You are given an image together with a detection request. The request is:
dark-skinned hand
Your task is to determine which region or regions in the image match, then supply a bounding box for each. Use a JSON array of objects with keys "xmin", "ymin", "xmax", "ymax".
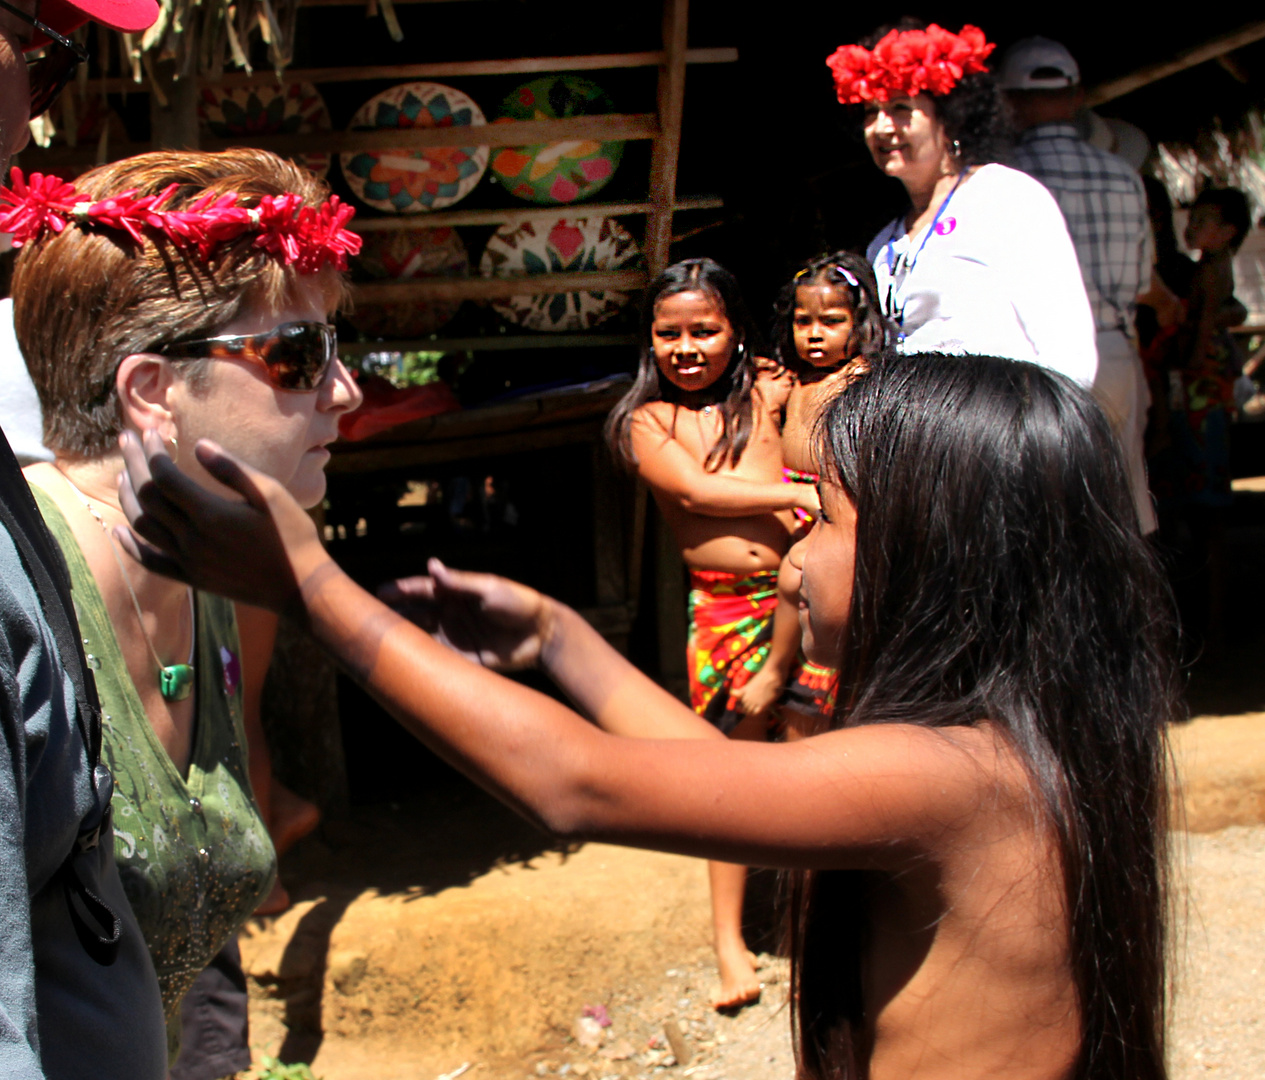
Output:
[
  {"xmin": 378, "ymin": 560, "xmax": 554, "ymax": 671},
  {"xmin": 114, "ymin": 429, "xmax": 333, "ymax": 617}
]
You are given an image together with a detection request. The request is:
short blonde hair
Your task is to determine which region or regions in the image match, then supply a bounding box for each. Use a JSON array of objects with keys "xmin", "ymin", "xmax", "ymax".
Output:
[{"xmin": 13, "ymin": 148, "xmax": 350, "ymax": 459}]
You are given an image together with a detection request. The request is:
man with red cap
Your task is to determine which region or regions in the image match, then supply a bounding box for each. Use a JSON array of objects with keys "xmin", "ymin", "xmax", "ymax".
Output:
[{"xmin": 1, "ymin": 2, "xmax": 167, "ymax": 1077}]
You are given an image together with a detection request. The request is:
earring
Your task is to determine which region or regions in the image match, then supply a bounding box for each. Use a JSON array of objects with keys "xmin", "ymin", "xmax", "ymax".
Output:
[
  {"xmin": 951, "ymin": 139, "xmax": 962, "ymax": 158},
  {"xmin": 167, "ymin": 433, "xmax": 179, "ymax": 457}
]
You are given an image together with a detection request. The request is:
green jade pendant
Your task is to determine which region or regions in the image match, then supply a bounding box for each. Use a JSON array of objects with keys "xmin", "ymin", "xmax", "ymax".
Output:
[{"xmin": 159, "ymin": 663, "xmax": 196, "ymax": 702}]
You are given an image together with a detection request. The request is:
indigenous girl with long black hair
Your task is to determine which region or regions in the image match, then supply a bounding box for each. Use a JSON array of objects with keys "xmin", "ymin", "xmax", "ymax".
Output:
[
  {"xmin": 115, "ymin": 351, "xmax": 1177, "ymax": 1080},
  {"xmin": 604, "ymin": 256, "xmax": 817, "ymax": 1007}
]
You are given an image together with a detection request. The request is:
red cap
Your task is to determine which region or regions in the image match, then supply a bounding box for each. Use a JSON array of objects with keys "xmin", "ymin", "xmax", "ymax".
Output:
[{"xmin": 25, "ymin": 0, "xmax": 158, "ymax": 48}]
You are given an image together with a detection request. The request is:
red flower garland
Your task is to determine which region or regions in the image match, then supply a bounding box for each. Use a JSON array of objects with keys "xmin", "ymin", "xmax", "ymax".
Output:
[
  {"xmin": 826, "ymin": 24, "xmax": 995, "ymax": 106},
  {"xmin": 0, "ymin": 169, "xmax": 362, "ymax": 272}
]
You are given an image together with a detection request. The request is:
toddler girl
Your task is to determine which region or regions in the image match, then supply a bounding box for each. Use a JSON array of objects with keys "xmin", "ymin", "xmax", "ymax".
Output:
[
  {"xmin": 735, "ymin": 253, "xmax": 889, "ymax": 737},
  {"xmin": 605, "ymin": 257, "xmax": 817, "ymax": 1007}
]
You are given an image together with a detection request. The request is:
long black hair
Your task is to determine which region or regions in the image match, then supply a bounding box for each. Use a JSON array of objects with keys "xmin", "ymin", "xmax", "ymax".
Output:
[
  {"xmin": 790, "ymin": 353, "xmax": 1178, "ymax": 1080},
  {"xmin": 605, "ymin": 258, "xmax": 764, "ymax": 472},
  {"xmin": 771, "ymin": 251, "xmax": 892, "ymax": 377}
]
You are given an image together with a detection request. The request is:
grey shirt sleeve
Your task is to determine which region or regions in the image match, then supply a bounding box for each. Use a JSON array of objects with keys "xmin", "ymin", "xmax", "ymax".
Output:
[{"xmin": 0, "ymin": 524, "xmax": 59, "ymax": 1080}]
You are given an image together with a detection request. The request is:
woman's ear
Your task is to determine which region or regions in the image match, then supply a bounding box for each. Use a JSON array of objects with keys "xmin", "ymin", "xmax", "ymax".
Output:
[{"xmin": 116, "ymin": 354, "xmax": 177, "ymax": 441}]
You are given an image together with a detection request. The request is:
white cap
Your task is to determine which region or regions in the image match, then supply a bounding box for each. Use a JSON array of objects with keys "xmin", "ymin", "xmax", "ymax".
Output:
[{"xmin": 998, "ymin": 37, "xmax": 1081, "ymax": 90}]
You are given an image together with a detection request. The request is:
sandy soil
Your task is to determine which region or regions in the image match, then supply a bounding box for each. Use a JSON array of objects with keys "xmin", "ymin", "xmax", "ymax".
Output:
[{"xmin": 236, "ymin": 710, "xmax": 1265, "ymax": 1080}]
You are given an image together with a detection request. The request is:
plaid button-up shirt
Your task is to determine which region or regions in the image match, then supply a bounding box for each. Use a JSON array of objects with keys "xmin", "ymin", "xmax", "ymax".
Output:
[{"xmin": 1012, "ymin": 123, "xmax": 1152, "ymax": 335}]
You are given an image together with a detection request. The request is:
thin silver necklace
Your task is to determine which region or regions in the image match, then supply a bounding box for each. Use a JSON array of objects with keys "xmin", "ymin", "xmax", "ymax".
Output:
[{"xmin": 59, "ymin": 471, "xmax": 196, "ymax": 703}]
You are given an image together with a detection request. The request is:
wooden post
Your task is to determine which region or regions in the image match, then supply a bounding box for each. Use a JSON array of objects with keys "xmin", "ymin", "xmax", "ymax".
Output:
[
  {"xmin": 644, "ymin": 0, "xmax": 688, "ymax": 277},
  {"xmin": 591, "ymin": 443, "xmax": 630, "ymax": 653},
  {"xmin": 148, "ymin": 60, "xmax": 200, "ymax": 150}
]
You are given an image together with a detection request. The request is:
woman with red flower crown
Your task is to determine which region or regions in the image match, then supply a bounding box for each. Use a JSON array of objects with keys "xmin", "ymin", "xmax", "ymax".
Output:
[
  {"xmin": 827, "ymin": 21, "xmax": 1098, "ymax": 386},
  {"xmin": 2, "ymin": 148, "xmax": 363, "ymax": 1077}
]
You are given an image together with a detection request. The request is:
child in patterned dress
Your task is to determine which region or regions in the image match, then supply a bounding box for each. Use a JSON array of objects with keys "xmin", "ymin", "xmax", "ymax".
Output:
[
  {"xmin": 733, "ymin": 253, "xmax": 890, "ymax": 738},
  {"xmin": 605, "ymin": 258, "xmax": 817, "ymax": 1009}
]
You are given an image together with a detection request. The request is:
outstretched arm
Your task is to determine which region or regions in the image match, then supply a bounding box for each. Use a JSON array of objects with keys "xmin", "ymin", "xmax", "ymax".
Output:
[
  {"xmin": 113, "ymin": 432, "xmax": 992, "ymax": 871},
  {"xmin": 382, "ymin": 563, "xmax": 717, "ymax": 741}
]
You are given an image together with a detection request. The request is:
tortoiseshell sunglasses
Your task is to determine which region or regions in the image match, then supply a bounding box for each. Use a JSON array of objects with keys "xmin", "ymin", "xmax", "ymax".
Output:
[{"xmin": 161, "ymin": 321, "xmax": 338, "ymax": 392}]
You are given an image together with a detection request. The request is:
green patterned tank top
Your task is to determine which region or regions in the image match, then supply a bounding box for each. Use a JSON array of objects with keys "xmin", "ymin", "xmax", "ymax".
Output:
[{"xmin": 33, "ymin": 487, "xmax": 277, "ymax": 1032}]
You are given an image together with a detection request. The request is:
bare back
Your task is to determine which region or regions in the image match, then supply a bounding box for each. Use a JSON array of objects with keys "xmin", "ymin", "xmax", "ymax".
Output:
[{"xmin": 630, "ymin": 373, "xmax": 798, "ymax": 573}]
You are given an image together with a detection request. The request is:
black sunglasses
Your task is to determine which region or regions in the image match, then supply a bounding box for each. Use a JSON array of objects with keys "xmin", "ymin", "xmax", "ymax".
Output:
[
  {"xmin": 0, "ymin": 0, "xmax": 90, "ymax": 119},
  {"xmin": 160, "ymin": 321, "xmax": 339, "ymax": 392}
]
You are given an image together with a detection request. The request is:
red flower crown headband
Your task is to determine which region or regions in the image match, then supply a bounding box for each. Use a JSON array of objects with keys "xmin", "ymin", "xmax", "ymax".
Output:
[
  {"xmin": 826, "ymin": 24, "xmax": 995, "ymax": 106},
  {"xmin": 0, "ymin": 169, "xmax": 362, "ymax": 273}
]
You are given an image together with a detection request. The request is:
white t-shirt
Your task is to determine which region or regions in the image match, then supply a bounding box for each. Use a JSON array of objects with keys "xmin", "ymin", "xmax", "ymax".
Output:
[
  {"xmin": 0, "ymin": 298, "xmax": 51, "ymax": 465},
  {"xmin": 867, "ymin": 163, "xmax": 1098, "ymax": 387}
]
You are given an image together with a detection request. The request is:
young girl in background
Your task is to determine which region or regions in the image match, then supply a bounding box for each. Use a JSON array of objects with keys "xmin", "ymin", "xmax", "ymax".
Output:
[
  {"xmin": 604, "ymin": 258, "xmax": 817, "ymax": 1008},
  {"xmin": 735, "ymin": 253, "xmax": 890, "ymax": 737}
]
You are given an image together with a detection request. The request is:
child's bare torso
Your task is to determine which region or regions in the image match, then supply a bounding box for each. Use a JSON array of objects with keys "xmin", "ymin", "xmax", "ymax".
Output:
[
  {"xmin": 783, "ymin": 367, "xmax": 859, "ymax": 474},
  {"xmin": 637, "ymin": 382, "xmax": 796, "ymax": 573},
  {"xmin": 849, "ymin": 724, "xmax": 1079, "ymax": 1080}
]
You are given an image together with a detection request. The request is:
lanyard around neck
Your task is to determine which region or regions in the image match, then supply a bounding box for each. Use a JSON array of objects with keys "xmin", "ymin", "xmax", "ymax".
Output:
[{"xmin": 883, "ymin": 169, "xmax": 967, "ymax": 325}]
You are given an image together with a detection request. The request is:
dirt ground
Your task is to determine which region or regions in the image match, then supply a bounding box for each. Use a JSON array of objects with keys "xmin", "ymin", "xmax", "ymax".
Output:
[{"xmin": 235, "ymin": 706, "xmax": 1265, "ymax": 1080}]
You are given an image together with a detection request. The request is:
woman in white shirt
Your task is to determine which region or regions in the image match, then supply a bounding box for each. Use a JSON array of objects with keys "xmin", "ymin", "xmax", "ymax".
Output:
[{"xmin": 829, "ymin": 21, "xmax": 1097, "ymax": 386}]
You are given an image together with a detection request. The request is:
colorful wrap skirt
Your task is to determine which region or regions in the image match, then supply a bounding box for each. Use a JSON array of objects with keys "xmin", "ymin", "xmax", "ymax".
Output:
[
  {"xmin": 780, "ymin": 655, "xmax": 838, "ymax": 721},
  {"xmin": 782, "ymin": 467, "xmax": 818, "ymax": 525},
  {"xmin": 687, "ymin": 569, "xmax": 778, "ymax": 734}
]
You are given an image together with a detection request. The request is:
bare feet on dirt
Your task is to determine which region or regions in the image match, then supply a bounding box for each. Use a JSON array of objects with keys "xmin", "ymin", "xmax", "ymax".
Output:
[
  {"xmin": 255, "ymin": 781, "xmax": 321, "ymax": 916},
  {"xmin": 712, "ymin": 942, "xmax": 761, "ymax": 1011},
  {"xmin": 272, "ymin": 782, "xmax": 321, "ymax": 854}
]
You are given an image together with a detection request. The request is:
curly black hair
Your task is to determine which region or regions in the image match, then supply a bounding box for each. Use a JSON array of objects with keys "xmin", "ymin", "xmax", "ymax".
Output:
[
  {"xmin": 771, "ymin": 251, "xmax": 893, "ymax": 377},
  {"xmin": 853, "ymin": 19, "xmax": 1011, "ymax": 167}
]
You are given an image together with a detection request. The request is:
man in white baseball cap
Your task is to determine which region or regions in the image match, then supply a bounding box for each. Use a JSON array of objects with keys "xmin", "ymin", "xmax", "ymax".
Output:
[
  {"xmin": 1, "ymin": 2, "xmax": 167, "ymax": 1077},
  {"xmin": 1002, "ymin": 36, "xmax": 1157, "ymax": 534}
]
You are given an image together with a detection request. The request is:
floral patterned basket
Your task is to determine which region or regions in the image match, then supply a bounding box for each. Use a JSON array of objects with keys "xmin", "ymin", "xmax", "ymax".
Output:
[
  {"xmin": 489, "ymin": 76, "xmax": 623, "ymax": 205},
  {"xmin": 199, "ymin": 83, "xmax": 333, "ymax": 178},
  {"xmin": 346, "ymin": 227, "xmax": 469, "ymax": 338},
  {"xmin": 341, "ymin": 82, "xmax": 488, "ymax": 214},
  {"xmin": 480, "ymin": 217, "xmax": 640, "ymax": 332}
]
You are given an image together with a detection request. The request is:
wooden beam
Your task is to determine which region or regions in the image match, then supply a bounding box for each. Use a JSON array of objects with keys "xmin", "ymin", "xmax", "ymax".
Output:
[
  {"xmin": 88, "ymin": 48, "xmax": 737, "ymax": 95},
  {"xmin": 326, "ymin": 419, "xmax": 605, "ymax": 472},
  {"xmin": 338, "ymin": 333, "xmax": 637, "ymax": 355},
  {"xmin": 350, "ymin": 195, "xmax": 723, "ymax": 231},
  {"xmin": 1085, "ymin": 19, "xmax": 1265, "ymax": 105},
  {"xmin": 200, "ymin": 113, "xmax": 658, "ymax": 156},
  {"xmin": 350, "ymin": 269, "xmax": 647, "ymax": 303},
  {"xmin": 644, "ymin": 0, "xmax": 689, "ymax": 277},
  {"xmin": 89, "ymin": 48, "xmax": 737, "ymax": 94}
]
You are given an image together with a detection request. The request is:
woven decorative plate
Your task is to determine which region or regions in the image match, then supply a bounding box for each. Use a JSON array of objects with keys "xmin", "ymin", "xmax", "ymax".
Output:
[
  {"xmin": 489, "ymin": 76, "xmax": 623, "ymax": 204},
  {"xmin": 198, "ymin": 83, "xmax": 332, "ymax": 178},
  {"xmin": 341, "ymin": 82, "xmax": 488, "ymax": 213},
  {"xmin": 346, "ymin": 227, "xmax": 469, "ymax": 338},
  {"xmin": 480, "ymin": 217, "xmax": 640, "ymax": 332}
]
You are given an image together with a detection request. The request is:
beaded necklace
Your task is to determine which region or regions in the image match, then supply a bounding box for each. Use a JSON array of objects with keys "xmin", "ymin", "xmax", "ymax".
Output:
[{"xmin": 60, "ymin": 472, "xmax": 196, "ymax": 702}]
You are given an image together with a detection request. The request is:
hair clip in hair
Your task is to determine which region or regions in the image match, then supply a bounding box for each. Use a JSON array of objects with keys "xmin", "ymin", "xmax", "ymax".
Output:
[{"xmin": 835, "ymin": 265, "xmax": 859, "ymax": 287}]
